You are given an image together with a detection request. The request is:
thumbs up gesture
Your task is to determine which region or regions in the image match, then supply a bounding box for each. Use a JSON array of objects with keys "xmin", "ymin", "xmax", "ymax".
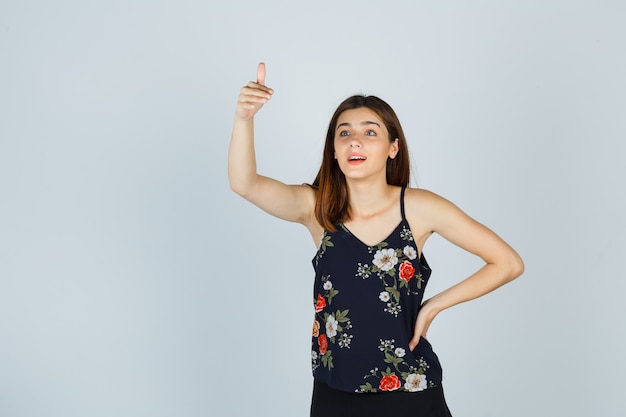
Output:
[{"xmin": 235, "ymin": 62, "xmax": 274, "ymax": 121}]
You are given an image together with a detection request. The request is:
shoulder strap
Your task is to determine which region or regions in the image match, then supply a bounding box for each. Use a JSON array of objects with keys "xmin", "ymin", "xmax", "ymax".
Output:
[{"xmin": 400, "ymin": 186, "xmax": 407, "ymax": 220}]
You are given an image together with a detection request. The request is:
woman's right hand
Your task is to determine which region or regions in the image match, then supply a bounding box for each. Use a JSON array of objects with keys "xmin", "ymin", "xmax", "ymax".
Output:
[{"xmin": 235, "ymin": 62, "xmax": 274, "ymax": 121}]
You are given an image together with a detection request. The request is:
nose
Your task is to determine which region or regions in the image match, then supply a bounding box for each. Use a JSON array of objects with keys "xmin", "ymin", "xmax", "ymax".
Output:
[{"xmin": 349, "ymin": 136, "xmax": 362, "ymax": 147}]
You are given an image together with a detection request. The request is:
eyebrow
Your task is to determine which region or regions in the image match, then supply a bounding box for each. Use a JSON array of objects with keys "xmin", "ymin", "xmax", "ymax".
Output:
[{"xmin": 336, "ymin": 121, "xmax": 381, "ymax": 130}]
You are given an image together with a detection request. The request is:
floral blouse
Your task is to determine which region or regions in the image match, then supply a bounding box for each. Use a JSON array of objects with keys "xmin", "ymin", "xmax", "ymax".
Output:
[{"xmin": 311, "ymin": 187, "xmax": 443, "ymax": 393}]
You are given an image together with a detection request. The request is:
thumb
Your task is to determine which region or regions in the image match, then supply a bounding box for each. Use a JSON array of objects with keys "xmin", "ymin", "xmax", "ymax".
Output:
[
  {"xmin": 408, "ymin": 335, "xmax": 421, "ymax": 351},
  {"xmin": 256, "ymin": 62, "xmax": 266, "ymax": 85}
]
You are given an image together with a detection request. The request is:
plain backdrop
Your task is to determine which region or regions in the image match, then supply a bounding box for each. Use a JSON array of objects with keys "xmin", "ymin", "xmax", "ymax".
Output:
[{"xmin": 1, "ymin": 1, "xmax": 625, "ymax": 416}]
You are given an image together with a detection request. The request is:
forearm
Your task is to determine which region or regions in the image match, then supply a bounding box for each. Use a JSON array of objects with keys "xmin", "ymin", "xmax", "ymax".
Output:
[
  {"xmin": 228, "ymin": 116, "xmax": 258, "ymax": 196},
  {"xmin": 426, "ymin": 258, "xmax": 523, "ymax": 316}
]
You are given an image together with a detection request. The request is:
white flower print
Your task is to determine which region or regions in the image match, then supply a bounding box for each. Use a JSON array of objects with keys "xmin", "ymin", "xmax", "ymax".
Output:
[
  {"xmin": 356, "ymin": 263, "xmax": 371, "ymax": 279},
  {"xmin": 373, "ymin": 248, "xmax": 398, "ymax": 272},
  {"xmin": 403, "ymin": 245, "xmax": 417, "ymax": 260},
  {"xmin": 378, "ymin": 339, "xmax": 395, "ymax": 351},
  {"xmin": 326, "ymin": 314, "xmax": 338, "ymax": 338},
  {"xmin": 323, "ymin": 280, "xmax": 333, "ymax": 290},
  {"xmin": 379, "ymin": 291, "xmax": 390, "ymax": 302},
  {"xmin": 394, "ymin": 347, "xmax": 406, "ymax": 358},
  {"xmin": 404, "ymin": 373, "xmax": 427, "ymax": 392},
  {"xmin": 312, "ymin": 351, "xmax": 318, "ymax": 360},
  {"xmin": 400, "ymin": 226, "xmax": 414, "ymax": 241},
  {"xmin": 384, "ymin": 302, "xmax": 402, "ymax": 317},
  {"xmin": 338, "ymin": 333, "xmax": 353, "ymax": 348}
]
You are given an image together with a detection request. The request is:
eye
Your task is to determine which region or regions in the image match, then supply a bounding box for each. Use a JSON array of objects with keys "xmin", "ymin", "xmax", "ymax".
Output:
[
  {"xmin": 365, "ymin": 129, "xmax": 376, "ymax": 136},
  {"xmin": 339, "ymin": 130, "xmax": 350, "ymax": 137}
]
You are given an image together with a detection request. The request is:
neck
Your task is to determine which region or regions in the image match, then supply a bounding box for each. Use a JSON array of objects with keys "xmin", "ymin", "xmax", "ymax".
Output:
[{"xmin": 346, "ymin": 179, "xmax": 398, "ymax": 218}]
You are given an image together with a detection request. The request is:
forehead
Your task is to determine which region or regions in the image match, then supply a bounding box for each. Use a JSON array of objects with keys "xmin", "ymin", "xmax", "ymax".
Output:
[{"xmin": 336, "ymin": 107, "xmax": 385, "ymax": 126}]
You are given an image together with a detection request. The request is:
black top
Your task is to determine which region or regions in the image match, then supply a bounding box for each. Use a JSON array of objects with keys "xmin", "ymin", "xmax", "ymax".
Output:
[{"xmin": 311, "ymin": 186, "xmax": 443, "ymax": 393}]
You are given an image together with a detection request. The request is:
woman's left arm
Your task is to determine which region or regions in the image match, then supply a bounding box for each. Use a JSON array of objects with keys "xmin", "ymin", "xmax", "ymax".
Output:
[{"xmin": 408, "ymin": 190, "xmax": 525, "ymax": 351}]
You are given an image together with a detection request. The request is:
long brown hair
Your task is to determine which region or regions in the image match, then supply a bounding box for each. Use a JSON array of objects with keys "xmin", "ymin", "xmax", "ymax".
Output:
[{"xmin": 312, "ymin": 95, "xmax": 411, "ymax": 232}]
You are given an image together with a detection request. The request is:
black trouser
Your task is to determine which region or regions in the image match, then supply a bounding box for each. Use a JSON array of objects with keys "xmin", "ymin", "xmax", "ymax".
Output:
[{"xmin": 310, "ymin": 380, "xmax": 453, "ymax": 417}]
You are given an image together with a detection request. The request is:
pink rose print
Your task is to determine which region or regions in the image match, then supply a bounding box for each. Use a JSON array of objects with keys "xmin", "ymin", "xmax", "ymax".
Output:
[
  {"xmin": 318, "ymin": 334, "xmax": 328, "ymax": 355},
  {"xmin": 399, "ymin": 260, "xmax": 415, "ymax": 283},
  {"xmin": 315, "ymin": 293, "xmax": 326, "ymax": 312},
  {"xmin": 379, "ymin": 374, "xmax": 401, "ymax": 391}
]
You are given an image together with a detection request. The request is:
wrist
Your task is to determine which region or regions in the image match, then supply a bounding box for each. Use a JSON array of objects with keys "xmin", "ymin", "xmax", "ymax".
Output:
[
  {"xmin": 234, "ymin": 113, "xmax": 254, "ymax": 123},
  {"xmin": 421, "ymin": 296, "xmax": 444, "ymax": 317}
]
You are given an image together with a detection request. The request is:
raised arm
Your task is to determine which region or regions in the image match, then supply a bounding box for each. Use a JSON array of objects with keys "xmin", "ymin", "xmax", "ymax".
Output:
[
  {"xmin": 406, "ymin": 189, "xmax": 525, "ymax": 350},
  {"xmin": 228, "ymin": 63, "xmax": 317, "ymax": 228}
]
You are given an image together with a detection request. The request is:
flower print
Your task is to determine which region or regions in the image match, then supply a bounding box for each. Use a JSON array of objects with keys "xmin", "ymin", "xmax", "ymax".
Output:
[
  {"xmin": 417, "ymin": 358, "xmax": 430, "ymax": 371},
  {"xmin": 326, "ymin": 314, "xmax": 338, "ymax": 338},
  {"xmin": 354, "ymin": 241, "xmax": 423, "ymax": 318},
  {"xmin": 362, "ymin": 345, "xmax": 432, "ymax": 392},
  {"xmin": 394, "ymin": 347, "xmax": 406, "ymax": 358},
  {"xmin": 403, "ymin": 245, "xmax": 417, "ymax": 260},
  {"xmin": 315, "ymin": 309, "xmax": 350, "ymax": 371},
  {"xmin": 378, "ymin": 339, "xmax": 395, "ymax": 351},
  {"xmin": 311, "ymin": 351, "xmax": 318, "ymax": 360},
  {"xmin": 404, "ymin": 373, "xmax": 427, "ymax": 392},
  {"xmin": 321, "ymin": 275, "xmax": 339, "ymax": 304},
  {"xmin": 312, "ymin": 320, "xmax": 320, "ymax": 337},
  {"xmin": 338, "ymin": 333, "xmax": 353, "ymax": 348},
  {"xmin": 318, "ymin": 334, "xmax": 328, "ymax": 355},
  {"xmin": 384, "ymin": 302, "xmax": 401, "ymax": 317},
  {"xmin": 356, "ymin": 263, "xmax": 371, "ymax": 279},
  {"xmin": 400, "ymin": 226, "xmax": 414, "ymax": 242},
  {"xmin": 399, "ymin": 261, "xmax": 415, "ymax": 283},
  {"xmin": 373, "ymin": 248, "xmax": 398, "ymax": 272},
  {"xmin": 379, "ymin": 374, "xmax": 401, "ymax": 391},
  {"xmin": 314, "ymin": 293, "xmax": 326, "ymax": 312}
]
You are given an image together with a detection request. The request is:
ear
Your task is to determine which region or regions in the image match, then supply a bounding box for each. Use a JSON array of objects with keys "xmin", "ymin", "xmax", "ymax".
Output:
[{"xmin": 389, "ymin": 138, "xmax": 400, "ymax": 159}]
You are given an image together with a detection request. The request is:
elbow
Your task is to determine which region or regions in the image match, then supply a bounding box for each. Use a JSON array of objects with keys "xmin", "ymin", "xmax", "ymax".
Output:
[
  {"xmin": 228, "ymin": 175, "xmax": 256, "ymax": 200},
  {"xmin": 228, "ymin": 170, "xmax": 247, "ymax": 197},
  {"xmin": 229, "ymin": 181, "xmax": 250, "ymax": 199},
  {"xmin": 229, "ymin": 179, "xmax": 244, "ymax": 196},
  {"xmin": 506, "ymin": 253, "xmax": 525, "ymax": 282}
]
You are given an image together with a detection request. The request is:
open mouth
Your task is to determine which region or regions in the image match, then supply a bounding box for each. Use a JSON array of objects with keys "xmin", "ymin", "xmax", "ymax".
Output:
[{"xmin": 348, "ymin": 155, "xmax": 366, "ymax": 161}]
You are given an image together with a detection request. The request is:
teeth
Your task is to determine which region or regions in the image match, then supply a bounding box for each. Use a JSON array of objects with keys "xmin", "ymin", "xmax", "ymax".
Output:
[{"xmin": 349, "ymin": 156, "xmax": 366, "ymax": 160}]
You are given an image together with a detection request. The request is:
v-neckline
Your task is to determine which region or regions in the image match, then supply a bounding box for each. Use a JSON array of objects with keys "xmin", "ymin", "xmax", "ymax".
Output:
[{"xmin": 340, "ymin": 220, "xmax": 405, "ymax": 249}]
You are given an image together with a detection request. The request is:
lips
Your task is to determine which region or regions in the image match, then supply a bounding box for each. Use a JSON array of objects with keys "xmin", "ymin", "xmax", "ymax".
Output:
[{"xmin": 348, "ymin": 153, "xmax": 366, "ymax": 164}]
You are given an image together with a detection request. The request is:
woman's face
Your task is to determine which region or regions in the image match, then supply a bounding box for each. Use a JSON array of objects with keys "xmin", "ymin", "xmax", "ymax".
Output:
[{"xmin": 333, "ymin": 107, "xmax": 399, "ymax": 181}]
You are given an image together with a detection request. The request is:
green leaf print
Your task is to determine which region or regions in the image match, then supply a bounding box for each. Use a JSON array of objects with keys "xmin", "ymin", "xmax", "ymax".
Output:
[
  {"xmin": 386, "ymin": 286, "xmax": 400, "ymax": 303},
  {"xmin": 335, "ymin": 309, "xmax": 350, "ymax": 323},
  {"xmin": 320, "ymin": 235, "xmax": 333, "ymax": 252},
  {"xmin": 359, "ymin": 382, "xmax": 376, "ymax": 393},
  {"xmin": 321, "ymin": 351, "xmax": 334, "ymax": 369},
  {"xmin": 384, "ymin": 352, "xmax": 403, "ymax": 371}
]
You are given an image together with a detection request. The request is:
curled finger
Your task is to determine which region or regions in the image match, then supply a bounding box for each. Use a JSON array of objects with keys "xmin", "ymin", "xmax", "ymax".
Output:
[{"xmin": 238, "ymin": 93, "xmax": 269, "ymax": 106}]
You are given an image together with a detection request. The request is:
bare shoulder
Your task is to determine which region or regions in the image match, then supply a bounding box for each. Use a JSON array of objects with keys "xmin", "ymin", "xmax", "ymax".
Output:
[
  {"xmin": 403, "ymin": 187, "xmax": 455, "ymax": 215},
  {"xmin": 402, "ymin": 187, "xmax": 467, "ymax": 239},
  {"xmin": 403, "ymin": 186, "xmax": 524, "ymax": 272}
]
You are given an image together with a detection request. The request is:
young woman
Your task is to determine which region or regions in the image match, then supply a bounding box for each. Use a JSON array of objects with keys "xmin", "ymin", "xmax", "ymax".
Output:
[{"xmin": 228, "ymin": 63, "xmax": 524, "ymax": 417}]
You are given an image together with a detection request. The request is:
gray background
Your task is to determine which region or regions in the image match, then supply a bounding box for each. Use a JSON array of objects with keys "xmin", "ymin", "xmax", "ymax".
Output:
[{"xmin": 1, "ymin": 1, "xmax": 625, "ymax": 416}]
